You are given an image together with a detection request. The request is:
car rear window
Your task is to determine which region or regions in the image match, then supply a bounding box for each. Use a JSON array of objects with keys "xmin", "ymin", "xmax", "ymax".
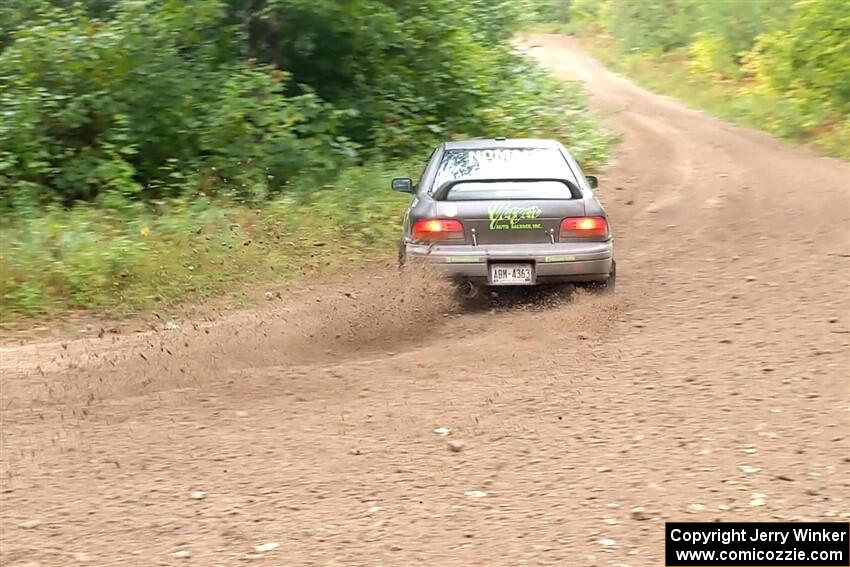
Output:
[
  {"xmin": 445, "ymin": 180, "xmax": 574, "ymax": 201},
  {"xmin": 433, "ymin": 147, "xmax": 577, "ymax": 197}
]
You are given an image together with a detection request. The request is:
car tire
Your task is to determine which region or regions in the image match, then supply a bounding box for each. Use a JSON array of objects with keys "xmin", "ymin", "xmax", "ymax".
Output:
[
  {"xmin": 397, "ymin": 241, "xmax": 407, "ymax": 271},
  {"xmin": 578, "ymin": 260, "xmax": 616, "ymax": 295},
  {"xmin": 553, "ymin": 283, "xmax": 576, "ymax": 298},
  {"xmin": 600, "ymin": 259, "xmax": 616, "ymax": 294},
  {"xmin": 454, "ymin": 281, "xmax": 488, "ymax": 309}
]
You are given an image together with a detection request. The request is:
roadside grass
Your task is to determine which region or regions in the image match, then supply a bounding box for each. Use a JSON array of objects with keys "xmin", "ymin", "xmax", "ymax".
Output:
[
  {"xmin": 1, "ymin": 109, "xmax": 614, "ymax": 327},
  {"xmin": 0, "ymin": 162, "xmax": 413, "ymax": 323},
  {"xmin": 581, "ymin": 34, "xmax": 850, "ymax": 161}
]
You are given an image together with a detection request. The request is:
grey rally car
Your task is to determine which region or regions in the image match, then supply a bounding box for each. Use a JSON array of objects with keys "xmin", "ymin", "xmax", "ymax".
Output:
[{"xmin": 392, "ymin": 138, "xmax": 615, "ymax": 298}]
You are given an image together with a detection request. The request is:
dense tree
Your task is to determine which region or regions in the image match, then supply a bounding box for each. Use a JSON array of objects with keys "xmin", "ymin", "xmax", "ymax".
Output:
[
  {"xmin": 560, "ymin": 0, "xmax": 848, "ymax": 148},
  {"xmin": 747, "ymin": 0, "xmax": 850, "ymax": 119},
  {"xmin": 0, "ymin": 0, "xmax": 607, "ymax": 209}
]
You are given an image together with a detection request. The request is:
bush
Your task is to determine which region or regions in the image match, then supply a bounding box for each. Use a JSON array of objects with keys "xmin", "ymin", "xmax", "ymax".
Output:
[
  {"xmin": 0, "ymin": 0, "xmax": 614, "ymax": 318},
  {"xmin": 746, "ymin": 0, "xmax": 850, "ymax": 121},
  {"xmin": 563, "ymin": 0, "xmax": 848, "ymax": 159},
  {"xmin": 1, "ymin": 0, "xmax": 611, "ymax": 211},
  {"xmin": 0, "ymin": 1, "xmax": 354, "ymax": 208},
  {"xmin": 0, "ymin": 162, "xmax": 413, "ymax": 318}
]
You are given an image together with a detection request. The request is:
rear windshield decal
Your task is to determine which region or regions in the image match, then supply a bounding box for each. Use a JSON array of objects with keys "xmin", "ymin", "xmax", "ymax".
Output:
[
  {"xmin": 488, "ymin": 203, "xmax": 543, "ymax": 230},
  {"xmin": 434, "ymin": 148, "xmax": 575, "ymax": 190}
]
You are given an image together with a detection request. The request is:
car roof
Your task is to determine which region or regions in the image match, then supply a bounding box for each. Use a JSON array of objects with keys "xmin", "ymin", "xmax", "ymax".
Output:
[{"xmin": 443, "ymin": 138, "xmax": 562, "ymax": 150}]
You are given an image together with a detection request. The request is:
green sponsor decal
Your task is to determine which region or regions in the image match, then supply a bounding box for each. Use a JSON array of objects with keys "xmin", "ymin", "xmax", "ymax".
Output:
[
  {"xmin": 446, "ymin": 256, "xmax": 483, "ymax": 263},
  {"xmin": 544, "ymin": 255, "xmax": 576, "ymax": 263},
  {"xmin": 487, "ymin": 203, "xmax": 543, "ymax": 230}
]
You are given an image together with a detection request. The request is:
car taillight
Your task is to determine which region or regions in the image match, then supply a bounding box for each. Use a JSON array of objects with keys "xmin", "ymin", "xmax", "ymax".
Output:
[
  {"xmin": 559, "ymin": 216, "xmax": 609, "ymax": 240},
  {"xmin": 412, "ymin": 219, "xmax": 465, "ymax": 242}
]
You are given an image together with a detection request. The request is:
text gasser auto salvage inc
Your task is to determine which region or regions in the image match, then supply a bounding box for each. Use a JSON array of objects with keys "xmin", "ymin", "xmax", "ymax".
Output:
[{"xmin": 487, "ymin": 203, "xmax": 543, "ymax": 230}]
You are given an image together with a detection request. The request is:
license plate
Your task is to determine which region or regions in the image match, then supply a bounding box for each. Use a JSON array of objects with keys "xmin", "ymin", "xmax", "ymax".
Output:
[{"xmin": 489, "ymin": 263, "xmax": 534, "ymax": 285}]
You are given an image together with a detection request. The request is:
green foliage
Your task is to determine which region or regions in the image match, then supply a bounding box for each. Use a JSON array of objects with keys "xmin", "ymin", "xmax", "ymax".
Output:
[
  {"xmin": 1, "ymin": 0, "xmax": 610, "ymax": 211},
  {"xmin": 579, "ymin": 0, "xmax": 794, "ymax": 58},
  {"xmin": 563, "ymin": 0, "xmax": 848, "ymax": 159},
  {"xmin": 524, "ymin": 0, "xmax": 573, "ymax": 29},
  {"xmin": 227, "ymin": 0, "xmax": 587, "ymax": 156},
  {"xmin": 0, "ymin": 162, "xmax": 411, "ymax": 318},
  {"xmin": 1, "ymin": 0, "xmax": 614, "ymax": 317},
  {"xmin": 747, "ymin": 0, "xmax": 850, "ymax": 119},
  {"xmin": 0, "ymin": 1, "xmax": 352, "ymax": 208},
  {"xmin": 601, "ymin": 0, "xmax": 695, "ymax": 53}
]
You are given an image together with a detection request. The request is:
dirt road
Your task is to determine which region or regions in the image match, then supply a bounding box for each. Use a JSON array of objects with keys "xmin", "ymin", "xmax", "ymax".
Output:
[{"xmin": 2, "ymin": 34, "xmax": 849, "ymax": 566}]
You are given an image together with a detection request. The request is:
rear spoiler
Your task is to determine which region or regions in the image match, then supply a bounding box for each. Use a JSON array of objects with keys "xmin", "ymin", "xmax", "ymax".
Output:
[{"xmin": 431, "ymin": 177, "xmax": 580, "ymax": 201}]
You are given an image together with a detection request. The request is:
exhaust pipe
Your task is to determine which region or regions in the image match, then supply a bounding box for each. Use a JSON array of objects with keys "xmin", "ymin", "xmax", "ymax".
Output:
[{"xmin": 458, "ymin": 280, "xmax": 479, "ymax": 299}]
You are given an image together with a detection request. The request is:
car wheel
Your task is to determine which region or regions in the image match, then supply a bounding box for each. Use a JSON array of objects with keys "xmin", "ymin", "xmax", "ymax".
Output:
[
  {"xmin": 579, "ymin": 260, "xmax": 616, "ymax": 294},
  {"xmin": 397, "ymin": 241, "xmax": 407, "ymax": 271},
  {"xmin": 600, "ymin": 259, "xmax": 616, "ymax": 294},
  {"xmin": 454, "ymin": 280, "xmax": 488, "ymax": 309},
  {"xmin": 553, "ymin": 283, "xmax": 576, "ymax": 298}
]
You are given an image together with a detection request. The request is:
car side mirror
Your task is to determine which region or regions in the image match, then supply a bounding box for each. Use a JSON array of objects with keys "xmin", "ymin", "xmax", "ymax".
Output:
[
  {"xmin": 586, "ymin": 175, "xmax": 598, "ymax": 189},
  {"xmin": 392, "ymin": 178, "xmax": 414, "ymax": 193}
]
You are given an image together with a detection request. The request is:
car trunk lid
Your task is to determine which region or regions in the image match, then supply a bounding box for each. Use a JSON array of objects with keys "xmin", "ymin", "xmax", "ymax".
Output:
[{"xmin": 433, "ymin": 199, "xmax": 586, "ymax": 245}]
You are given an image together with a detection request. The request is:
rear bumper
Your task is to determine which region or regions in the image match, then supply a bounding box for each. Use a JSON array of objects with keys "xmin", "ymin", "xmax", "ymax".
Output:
[{"xmin": 404, "ymin": 241, "xmax": 614, "ymax": 284}]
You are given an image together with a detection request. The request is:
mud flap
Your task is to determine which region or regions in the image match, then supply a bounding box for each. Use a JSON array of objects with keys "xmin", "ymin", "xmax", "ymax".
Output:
[{"xmin": 397, "ymin": 240, "xmax": 406, "ymax": 270}]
